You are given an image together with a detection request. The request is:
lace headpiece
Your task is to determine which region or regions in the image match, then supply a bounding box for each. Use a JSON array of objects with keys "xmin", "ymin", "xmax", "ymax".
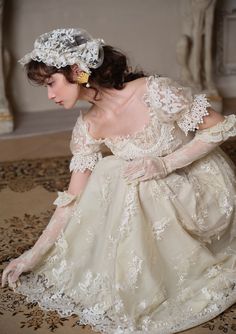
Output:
[{"xmin": 19, "ymin": 28, "xmax": 105, "ymax": 74}]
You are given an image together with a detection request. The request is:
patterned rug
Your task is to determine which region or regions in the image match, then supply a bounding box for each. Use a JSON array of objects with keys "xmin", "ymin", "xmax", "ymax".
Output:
[{"xmin": 0, "ymin": 145, "xmax": 236, "ymax": 334}]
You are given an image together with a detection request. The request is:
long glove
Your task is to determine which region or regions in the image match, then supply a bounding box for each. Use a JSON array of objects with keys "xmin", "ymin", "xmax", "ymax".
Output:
[
  {"xmin": 1, "ymin": 191, "xmax": 79, "ymax": 287},
  {"xmin": 124, "ymin": 115, "xmax": 236, "ymax": 182}
]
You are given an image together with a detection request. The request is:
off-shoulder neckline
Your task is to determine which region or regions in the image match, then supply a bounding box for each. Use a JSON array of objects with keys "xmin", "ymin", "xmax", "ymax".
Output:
[{"xmin": 80, "ymin": 75, "xmax": 160, "ymax": 143}]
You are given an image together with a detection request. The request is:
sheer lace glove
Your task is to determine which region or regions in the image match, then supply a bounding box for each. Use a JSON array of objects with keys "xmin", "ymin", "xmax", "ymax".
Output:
[
  {"xmin": 123, "ymin": 157, "xmax": 168, "ymax": 182},
  {"xmin": 124, "ymin": 115, "xmax": 236, "ymax": 183},
  {"xmin": 1, "ymin": 250, "xmax": 39, "ymax": 288},
  {"xmin": 2, "ymin": 191, "xmax": 79, "ymax": 287}
]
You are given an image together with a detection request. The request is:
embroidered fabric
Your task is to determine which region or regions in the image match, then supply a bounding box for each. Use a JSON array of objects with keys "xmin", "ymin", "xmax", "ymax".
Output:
[
  {"xmin": 195, "ymin": 114, "xmax": 236, "ymax": 142},
  {"xmin": 70, "ymin": 153, "xmax": 102, "ymax": 172},
  {"xmin": 151, "ymin": 217, "xmax": 171, "ymax": 240},
  {"xmin": 123, "ymin": 115, "xmax": 236, "ymax": 182},
  {"xmin": 6, "ymin": 152, "xmax": 236, "ymax": 332},
  {"xmin": 68, "ymin": 76, "xmax": 212, "ymax": 171},
  {"xmin": 13, "ymin": 253, "xmax": 236, "ymax": 334},
  {"xmin": 77, "ymin": 76, "xmax": 210, "ymax": 162},
  {"xmin": 163, "ymin": 115, "xmax": 236, "ymax": 174},
  {"xmin": 69, "ymin": 115, "xmax": 103, "ymax": 172},
  {"xmin": 3, "ymin": 75, "xmax": 236, "ymax": 334},
  {"xmin": 19, "ymin": 28, "xmax": 105, "ymax": 74},
  {"xmin": 178, "ymin": 95, "xmax": 210, "ymax": 135},
  {"xmin": 145, "ymin": 76, "xmax": 211, "ymax": 135}
]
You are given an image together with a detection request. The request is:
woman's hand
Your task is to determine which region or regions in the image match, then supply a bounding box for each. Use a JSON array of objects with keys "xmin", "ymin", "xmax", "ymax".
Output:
[
  {"xmin": 123, "ymin": 157, "xmax": 168, "ymax": 183},
  {"xmin": 1, "ymin": 252, "xmax": 34, "ymax": 287}
]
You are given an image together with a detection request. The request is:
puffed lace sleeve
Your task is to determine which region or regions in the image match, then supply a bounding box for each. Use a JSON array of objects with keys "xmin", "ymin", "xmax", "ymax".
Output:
[
  {"xmin": 146, "ymin": 76, "xmax": 211, "ymax": 135},
  {"xmin": 69, "ymin": 115, "xmax": 103, "ymax": 172}
]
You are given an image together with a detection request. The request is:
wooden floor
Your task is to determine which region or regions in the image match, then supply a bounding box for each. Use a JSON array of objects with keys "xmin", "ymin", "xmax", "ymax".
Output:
[
  {"xmin": 0, "ymin": 130, "xmax": 72, "ymax": 162},
  {"xmin": 0, "ymin": 109, "xmax": 79, "ymax": 161}
]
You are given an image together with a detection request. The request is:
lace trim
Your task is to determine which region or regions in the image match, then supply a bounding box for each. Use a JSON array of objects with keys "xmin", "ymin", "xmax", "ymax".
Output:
[
  {"xmin": 69, "ymin": 152, "xmax": 103, "ymax": 172},
  {"xmin": 19, "ymin": 29, "xmax": 105, "ymax": 73},
  {"xmin": 102, "ymin": 76, "xmax": 181, "ymax": 160},
  {"xmin": 13, "ymin": 222, "xmax": 236, "ymax": 333},
  {"xmin": 144, "ymin": 76, "xmax": 211, "ymax": 136},
  {"xmin": 81, "ymin": 76, "xmax": 170, "ymax": 146},
  {"xmin": 53, "ymin": 191, "xmax": 79, "ymax": 207},
  {"xmin": 14, "ymin": 269, "xmax": 236, "ymax": 334},
  {"xmin": 177, "ymin": 94, "xmax": 210, "ymax": 135},
  {"xmin": 195, "ymin": 114, "xmax": 236, "ymax": 143}
]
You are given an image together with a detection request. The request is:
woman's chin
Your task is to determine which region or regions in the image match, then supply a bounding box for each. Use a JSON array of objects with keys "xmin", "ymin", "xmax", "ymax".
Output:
[
  {"xmin": 63, "ymin": 101, "xmax": 77, "ymax": 110},
  {"xmin": 63, "ymin": 104, "xmax": 73, "ymax": 110}
]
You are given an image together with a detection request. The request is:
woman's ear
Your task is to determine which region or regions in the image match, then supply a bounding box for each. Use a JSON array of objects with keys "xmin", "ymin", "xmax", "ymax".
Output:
[{"xmin": 71, "ymin": 64, "xmax": 80, "ymax": 79}]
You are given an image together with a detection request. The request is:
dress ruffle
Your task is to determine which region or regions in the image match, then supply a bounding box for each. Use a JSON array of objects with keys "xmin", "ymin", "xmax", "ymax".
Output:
[{"xmin": 195, "ymin": 114, "xmax": 236, "ymax": 143}]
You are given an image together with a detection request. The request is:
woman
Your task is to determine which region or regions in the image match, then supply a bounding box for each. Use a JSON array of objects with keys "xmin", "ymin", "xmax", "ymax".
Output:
[{"xmin": 2, "ymin": 28, "xmax": 236, "ymax": 334}]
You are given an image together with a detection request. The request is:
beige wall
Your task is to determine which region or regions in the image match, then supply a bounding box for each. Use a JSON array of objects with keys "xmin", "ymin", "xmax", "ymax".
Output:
[{"xmin": 3, "ymin": 0, "xmax": 182, "ymax": 113}]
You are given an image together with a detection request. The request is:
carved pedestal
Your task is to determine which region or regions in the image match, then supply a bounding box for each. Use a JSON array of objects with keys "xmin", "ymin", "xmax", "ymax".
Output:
[
  {"xmin": 177, "ymin": 0, "xmax": 223, "ymax": 113},
  {"xmin": 0, "ymin": 0, "xmax": 13, "ymax": 134}
]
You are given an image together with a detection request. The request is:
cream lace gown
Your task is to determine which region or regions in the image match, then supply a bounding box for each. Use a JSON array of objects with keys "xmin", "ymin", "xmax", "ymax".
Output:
[{"xmin": 15, "ymin": 76, "xmax": 236, "ymax": 334}]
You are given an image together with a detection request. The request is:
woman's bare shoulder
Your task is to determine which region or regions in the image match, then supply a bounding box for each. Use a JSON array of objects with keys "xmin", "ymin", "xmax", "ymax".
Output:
[
  {"xmin": 126, "ymin": 76, "xmax": 147, "ymax": 89},
  {"xmin": 124, "ymin": 77, "xmax": 149, "ymax": 98}
]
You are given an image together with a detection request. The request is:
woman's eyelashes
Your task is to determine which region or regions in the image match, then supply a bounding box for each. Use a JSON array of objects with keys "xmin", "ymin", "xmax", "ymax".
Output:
[{"xmin": 44, "ymin": 78, "xmax": 54, "ymax": 87}]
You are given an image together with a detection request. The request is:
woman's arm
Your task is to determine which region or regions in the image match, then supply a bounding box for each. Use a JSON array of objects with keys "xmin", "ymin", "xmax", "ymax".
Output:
[
  {"xmin": 197, "ymin": 108, "xmax": 225, "ymax": 130},
  {"xmin": 123, "ymin": 77, "xmax": 236, "ymax": 182},
  {"xmin": 124, "ymin": 111, "xmax": 236, "ymax": 182},
  {"xmin": 2, "ymin": 113, "xmax": 102, "ymax": 287},
  {"xmin": 68, "ymin": 169, "xmax": 91, "ymax": 195},
  {"xmin": 2, "ymin": 170, "xmax": 91, "ymax": 287}
]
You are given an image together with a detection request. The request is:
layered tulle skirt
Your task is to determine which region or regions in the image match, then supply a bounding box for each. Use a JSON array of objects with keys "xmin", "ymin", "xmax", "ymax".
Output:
[{"xmin": 15, "ymin": 148, "xmax": 236, "ymax": 333}]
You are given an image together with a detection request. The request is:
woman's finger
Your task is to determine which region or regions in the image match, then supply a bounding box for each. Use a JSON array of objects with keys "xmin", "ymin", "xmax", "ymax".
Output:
[
  {"xmin": 1, "ymin": 266, "xmax": 14, "ymax": 287},
  {"xmin": 9, "ymin": 268, "xmax": 22, "ymax": 284},
  {"xmin": 124, "ymin": 169, "xmax": 146, "ymax": 182},
  {"xmin": 124, "ymin": 160, "xmax": 144, "ymax": 173}
]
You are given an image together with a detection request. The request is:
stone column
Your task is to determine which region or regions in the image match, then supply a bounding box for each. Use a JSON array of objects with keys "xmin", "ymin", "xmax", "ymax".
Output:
[
  {"xmin": 0, "ymin": 0, "xmax": 13, "ymax": 134},
  {"xmin": 177, "ymin": 0, "xmax": 222, "ymax": 112}
]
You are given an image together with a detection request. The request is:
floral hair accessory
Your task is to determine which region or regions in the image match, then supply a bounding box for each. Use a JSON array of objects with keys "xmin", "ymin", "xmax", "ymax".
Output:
[{"xmin": 19, "ymin": 28, "xmax": 105, "ymax": 74}]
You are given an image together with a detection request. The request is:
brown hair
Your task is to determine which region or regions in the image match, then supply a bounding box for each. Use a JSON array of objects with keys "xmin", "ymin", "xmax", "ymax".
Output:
[{"xmin": 25, "ymin": 45, "xmax": 146, "ymax": 89}]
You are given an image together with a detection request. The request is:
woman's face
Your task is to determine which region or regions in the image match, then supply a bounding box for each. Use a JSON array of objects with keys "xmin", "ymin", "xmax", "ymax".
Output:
[{"xmin": 46, "ymin": 73, "xmax": 80, "ymax": 109}]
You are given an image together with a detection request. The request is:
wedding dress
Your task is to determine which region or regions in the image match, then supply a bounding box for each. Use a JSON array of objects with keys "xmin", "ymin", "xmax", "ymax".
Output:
[{"xmin": 5, "ymin": 76, "xmax": 236, "ymax": 334}]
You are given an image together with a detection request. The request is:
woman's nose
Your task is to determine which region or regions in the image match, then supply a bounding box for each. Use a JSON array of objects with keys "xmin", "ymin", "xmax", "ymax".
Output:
[{"xmin": 47, "ymin": 88, "xmax": 55, "ymax": 100}]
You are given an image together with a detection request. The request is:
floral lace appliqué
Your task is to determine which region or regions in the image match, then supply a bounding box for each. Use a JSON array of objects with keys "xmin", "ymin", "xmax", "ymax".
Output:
[
  {"xmin": 152, "ymin": 217, "xmax": 170, "ymax": 240},
  {"xmin": 119, "ymin": 185, "xmax": 138, "ymax": 239},
  {"xmin": 126, "ymin": 252, "xmax": 143, "ymax": 289},
  {"xmin": 69, "ymin": 152, "xmax": 102, "ymax": 172},
  {"xmin": 178, "ymin": 94, "xmax": 210, "ymax": 135}
]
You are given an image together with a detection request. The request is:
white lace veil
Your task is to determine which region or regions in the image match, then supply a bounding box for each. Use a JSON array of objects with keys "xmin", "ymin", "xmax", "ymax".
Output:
[{"xmin": 19, "ymin": 28, "xmax": 105, "ymax": 74}]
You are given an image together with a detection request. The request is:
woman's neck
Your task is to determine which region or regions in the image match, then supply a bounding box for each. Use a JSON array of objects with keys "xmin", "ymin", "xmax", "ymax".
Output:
[{"xmin": 78, "ymin": 82, "xmax": 138, "ymax": 114}]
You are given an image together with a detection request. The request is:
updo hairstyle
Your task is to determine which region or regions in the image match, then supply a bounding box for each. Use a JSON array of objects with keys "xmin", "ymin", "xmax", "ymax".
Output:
[{"xmin": 25, "ymin": 45, "xmax": 146, "ymax": 90}]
